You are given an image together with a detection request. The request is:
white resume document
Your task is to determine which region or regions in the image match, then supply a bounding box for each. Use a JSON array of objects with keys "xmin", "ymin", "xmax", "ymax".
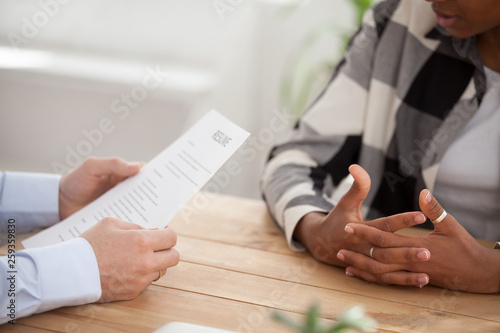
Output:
[{"xmin": 23, "ymin": 110, "xmax": 249, "ymax": 248}]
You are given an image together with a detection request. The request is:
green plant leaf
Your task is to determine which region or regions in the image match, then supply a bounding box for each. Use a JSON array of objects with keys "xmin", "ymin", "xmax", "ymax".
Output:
[{"xmin": 305, "ymin": 303, "xmax": 320, "ymax": 331}]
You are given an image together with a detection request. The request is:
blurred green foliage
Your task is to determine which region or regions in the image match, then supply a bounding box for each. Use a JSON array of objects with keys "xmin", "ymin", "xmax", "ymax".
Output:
[
  {"xmin": 273, "ymin": 304, "xmax": 377, "ymax": 333},
  {"xmin": 280, "ymin": 0, "xmax": 375, "ymax": 118}
]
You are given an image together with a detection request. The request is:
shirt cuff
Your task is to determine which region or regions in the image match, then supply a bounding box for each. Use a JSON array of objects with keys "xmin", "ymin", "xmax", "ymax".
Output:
[
  {"xmin": 0, "ymin": 172, "xmax": 61, "ymax": 232},
  {"xmin": 22, "ymin": 237, "xmax": 101, "ymax": 313}
]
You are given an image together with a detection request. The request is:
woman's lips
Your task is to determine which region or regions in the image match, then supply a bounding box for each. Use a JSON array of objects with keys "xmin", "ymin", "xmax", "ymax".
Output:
[{"xmin": 434, "ymin": 12, "xmax": 459, "ymax": 28}]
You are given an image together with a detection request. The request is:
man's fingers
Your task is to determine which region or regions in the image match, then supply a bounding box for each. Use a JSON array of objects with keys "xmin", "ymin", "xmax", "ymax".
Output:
[
  {"xmin": 102, "ymin": 217, "xmax": 143, "ymax": 230},
  {"xmin": 96, "ymin": 218, "xmax": 177, "ymax": 251},
  {"xmin": 148, "ymin": 248, "xmax": 180, "ymax": 283},
  {"xmin": 345, "ymin": 266, "xmax": 430, "ymax": 288},
  {"xmin": 336, "ymin": 164, "xmax": 371, "ymax": 212},
  {"xmin": 142, "ymin": 227, "xmax": 178, "ymax": 251},
  {"xmin": 84, "ymin": 216, "xmax": 180, "ymax": 303},
  {"xmin": 84, "ymin": 157, "xmax": 143, "ymax": 178},
  {"xmin": 150, "ymin": 268, "xmax": 168, "ymax": 283},
  {"xmin": 154, "ymin": 248, "xmax": 181, "ymax": 270},
  {"xmin": 344, "ymin": 223, "xmax": 419, "ymax": 248},
  {"xmin": 137, "ymin": 241, "xmax": 180, "ymax": 283},
  {"xmin": 367, "ymin": 212, "xmax": 426, "ymax": 232}
]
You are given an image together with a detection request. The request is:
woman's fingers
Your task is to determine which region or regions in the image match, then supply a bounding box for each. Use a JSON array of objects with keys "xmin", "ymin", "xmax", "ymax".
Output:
[
  {"xmin": 367, "ymin": 212, "xmax": 427, "ymax": 232},
  {"xmin": 337, "ymin": 249, "xmax": 407, "ymax": 274},
  {"xmin": 345, "ymin": 266, "xmax": 430, "ymax": 288},
  {"xmin": 337, "ymin": 249, "xmax": 430, "ymax": 287},
  {"xmin": 344, "ymin": 223, "xmax": 423, "ymax": 248}
]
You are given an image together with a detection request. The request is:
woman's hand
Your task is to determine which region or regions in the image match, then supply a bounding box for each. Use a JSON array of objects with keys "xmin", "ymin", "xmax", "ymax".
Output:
[
  {"xmin": 337, "ymin": 189, "xmax": 500, "ymax": 293},
  {"xmin": 295, "ymin": 165, "xmax": 429, "ymax": 275}
]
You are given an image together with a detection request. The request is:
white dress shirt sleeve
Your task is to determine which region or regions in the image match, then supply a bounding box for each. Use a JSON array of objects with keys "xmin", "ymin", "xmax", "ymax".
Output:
[
  {"xmin": 0, "ymin": 172, "xmax": 102, "ymax": 325},
  {"xmin": 0, "ymin": 172, "xmax": 60, "ymax": 233},
  {"xmin": 1, "ymin": 238, "xmax": 102, "ymax": 324}
]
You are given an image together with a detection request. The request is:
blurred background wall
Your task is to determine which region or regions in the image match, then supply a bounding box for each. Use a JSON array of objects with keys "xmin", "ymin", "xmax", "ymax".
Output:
[{"xmin": 0, "ymin": 0, "xmax": 360, "ymax": 199}]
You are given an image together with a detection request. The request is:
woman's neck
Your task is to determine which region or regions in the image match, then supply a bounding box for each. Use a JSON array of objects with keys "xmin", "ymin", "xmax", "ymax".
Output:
[{"xmin": 477, "ymin": 28, "xmax": 500, "ymax": 72}]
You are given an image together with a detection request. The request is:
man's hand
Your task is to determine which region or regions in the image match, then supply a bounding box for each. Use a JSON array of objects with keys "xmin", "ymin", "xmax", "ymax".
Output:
[
  {"xmin": 337, "ymin": 190, "xmax": 500, "ymax": 293},
  {"xmin": 294, "ymin": 165, "xmax": 429, "ymax": 271},
  {"xmin": 81, "ymin": 217, "xmax": 180, "ymax": 303},
  {"xmin": 59, "ymin": 157, "xmax": 143, "ymax": 220}
]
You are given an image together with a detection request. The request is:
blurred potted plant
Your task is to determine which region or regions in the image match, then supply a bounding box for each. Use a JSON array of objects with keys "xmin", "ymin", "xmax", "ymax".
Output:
[
  {"xmin": 280, "ymin": 0, "xmax": 375, "ymax": 119},
  {"xmin": 273, "ymin": 303, "xmax": 377, "ymax": 333}
]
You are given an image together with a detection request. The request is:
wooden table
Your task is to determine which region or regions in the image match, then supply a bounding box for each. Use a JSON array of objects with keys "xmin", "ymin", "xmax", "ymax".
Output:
[{"xmin": 1, "ymin": 194, "xmax": 500, "ymax": 332}]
